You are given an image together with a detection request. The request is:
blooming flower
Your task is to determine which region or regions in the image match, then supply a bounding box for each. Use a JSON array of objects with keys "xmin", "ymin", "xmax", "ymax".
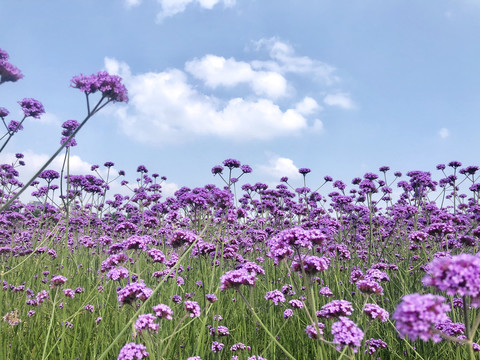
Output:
[
  {"xmin": 392, "ymin": 293, "xmax": 450, "ymax": 342},
  {"xmin": 317, "ymin": 300, "xmax": 354, "ymax": 319},
  {"xmin": 363, "ymin": 303, "xmax": 389, "ymax": 322},
  {"xmin": 71, "ymin": 71, "xmax": 128, "ymax": 103},
  {"xmin": 135, "ymin": 314, "xmax": 159, "ymax": 335},
  {"xmin": 265, "ymin": 289, "xmax": 286, "ymax": 305},
  {"xmin": 331, "ymin": 317, "xmax": 364, "ymax": 353},
  {"xmin": 153, "ymin": 304, "xmax": 173, "ymax": 320},
  {"xmin": 184, "ymin": 301, "xmax": 201, "ymax": 317},
  {"xmin": 117, "ymin": 280, "xmax": 153, "ymax": 305},
  {"xmin": 305, "ymin": 322, "xmax": 325, "ymax": 339},
  {"xmin": 117, "ymin": 343, "xmax": 149, "ymax": 360},
  {"xmin": 423, "ymin": 254, "xmax": 480, "ymax": 302},
  {"xmin": 219, "ymin": 269, "xmax": 257, "ymax": 291},
  {"xmin": 18, "ymin": 98, "xmax": 45, "ymax": 119}
]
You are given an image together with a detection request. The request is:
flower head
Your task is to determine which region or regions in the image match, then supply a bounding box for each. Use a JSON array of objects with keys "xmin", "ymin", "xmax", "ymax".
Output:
[
  {"xmin": 331, "ymin": 317, "xmax": 364, "ymax": 353},
  {"xmin": 18, "ymin": 98, "xmax": 45, "ymax": 119},
  {"xmin": 392, "ymin": 293, "xmax": 450, "ymax": 342},
  {"xmin": 219, "ymin": 269, "xmax": 257, "ymax": 291},
  {"xmin": 71, "ymin": 71, "xmax": 128, "ymax": 103},
  {"xmin": 117, "ymin": 343, "xmax": 149, "ymax": 360}
]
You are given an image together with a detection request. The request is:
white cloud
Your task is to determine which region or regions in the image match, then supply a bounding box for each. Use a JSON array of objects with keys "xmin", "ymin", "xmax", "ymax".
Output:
[
  {"xmin": 185, "ymin": 55, "xmax": 288, "ymax": 98},
  {"xmin": 251, "ymin": 38, "xmax": 338, "ymax": 84},
  {"xmin": 259, "ymin": 155, "xmax": 301, "ymax": 179},
  {"xmin": 105, "ymin": 58, "xmax": 309, "ymax": 144},
  {"xmin": 323, "ymin": 92, "xmax": 355, "ymax": 109},
  {"xmin": 156, "ymin": 0, "xmax": 236, "ymax": 22},
  {"xmin": 439, "ymin": 127, "xmax": 450, "ymax": 139},
  {"xmin": 311, "ymin": 119, "xmax": 324, "ymax": 133},
  {"xmin": 124, "ymin": 0, "xmax": 142, "ymax": 8},
  {"xmin": 295, "ymin": 97, "xmax": 321, "ymax": 115},
  {"xmin": 35, "ymin": 112, "xmax": 62, "ymax": 126}
]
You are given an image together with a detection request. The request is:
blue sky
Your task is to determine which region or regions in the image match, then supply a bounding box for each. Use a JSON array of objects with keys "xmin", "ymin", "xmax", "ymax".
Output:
[{"xmin": 1, "ymin": 0, "xmax": 480, "ymax": 197}]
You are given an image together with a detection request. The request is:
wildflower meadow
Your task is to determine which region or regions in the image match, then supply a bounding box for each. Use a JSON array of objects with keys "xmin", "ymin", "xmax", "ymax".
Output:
[{"xmin": 3, "ymin": 48, "xmax": 480, "ymax": 360}]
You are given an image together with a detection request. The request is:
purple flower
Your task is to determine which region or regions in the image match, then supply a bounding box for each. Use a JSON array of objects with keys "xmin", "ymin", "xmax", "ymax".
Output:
[
  {"xmin": 107, "ymin": 267, "xmax": 129, "ymax": 281},
  {"xmin": 211, "ymin": 165, "xmax": 224, "ymax": 175},
  {"xmin": 423, "ymin": 254, "xmax": 480, "ymax": 300},
  {"xmin": 153, "ymin": 304, "xmax": 173, "ymax": 320},
  {"xmin": 7, "ymin": 120, "xmax": 23, "ymax": 133},
  {"xmin": 319, "ymin": 287, "xmax": 333, "ymax": 297},
  {"xmin": 356, "ymin": 279, "xmax": 384, "ymax": 295},
  {"xmin": 0, "ymin": 107, "xmax": 9, "ymax": 118},
  {"xmin": 291, "ymin": 255, "xmax": 330, "ymax": 274},
  {"xmin": 211, "ymin": 341, "xmax": 224, "ymax": 353},
  {"xmin": 392, "ymin": 293, "xmax": 450, "ymax": 342},
  {"xmin": 265, "ymin": 289, "xmax": 286, "ymax": 305},
  {"xmin": 289, "ymin": 299, "xmax": 304, "ymax": 309},
  {"xmin": 117, "ymin": 343, "xmax": 149, "ymax": 360},
  {"xmin": 241, "ymin": 164, "xmax": 252, "ymax": 173},
  {"xmin": 219, "ymin": 269, "xmax": 257, "ymax": 291},
  {"xmin": 184, "ymin": 301, "xmax": 201, "ymax": 317},
  {"xmin": 363, "ymin": 303, "xmax": 389, "ymax": 322},
  {"xmin": 18, "ymin": 98, "xmax": 45, "ymax": 119},
  {"xmin": 0, "ymin": 61, "xmax": 24, "ymax": 83},
  {"xmin": 135, "ymin": 314, "xmax": 159, "ymax": 335},
  {"xmin": 84, "ymin": 304, "xmax": 94, "ymax": 313},
  {"xmin": 317, "ymin": 300, "xmax": 354, "ymax": 319},
  {"xmin": 298, "ymin": 168, "xmax": 311, "ymax": 175},
  {"xmin": 283, "ymin": 309, "xmax": 293, "ymax": 319},
  {"xmin": 305, "ymin": 322, "xmax": 325, "ymax": 339},
  {"xmin": 217, "ymin": 325, "xmax": 229, "ymax": 336},
  {"xmin": 51, "ymin": 275, "xmax": 68, "ymax": 286},
  {"xmin": 222, "ymin": 159, "xmax": 241, "ymax": 169},
  {"xmin": 331, "ymin": 317, "xmax": 364, "ymax": 353},
  {"xmin": 147, "ymin": 248, "xmax": 166, "ymax": 263},
  {"xmin": 205, "ymin": 294, "xmax": 218, "ymax": 303},
  {"xmin": 365, "ymin": 338, "xmax": 387, "ymax": 355},
  {"xmin": 117, "ymin": 280, "xmax": 153, "ymax": 305},
  {"xmin": 71, "ymin": 71, "xmax": 128, "ymax": 103}
]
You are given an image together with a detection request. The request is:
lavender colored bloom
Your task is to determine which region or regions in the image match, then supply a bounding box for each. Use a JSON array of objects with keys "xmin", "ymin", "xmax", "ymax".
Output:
[
  {"xmin": 18, "ymin": 98, "xmax": 45, "ymax": 119},
  {"xmin": 365, "ymin": 268, "xmax": 390, "ymax": 282},
  {"xmin": 184, "ymin": 301, "xmax": 201, "ymax": 317},
  {"xmin": 117, "ymin": 343, "xmax": 149, "ymax": 360},
  {"xmin": 0, "ymin": 107, "xmax": 9, "ymax": 118},
  {"xmin": 241, "ymin": 164, "xmax": 252, "ymax": 173},
  {"xmin": 423, "ymin": 254, "xmax": 480, "ymax": 301},
  {"xmin": 283, "ymin": 309, "xmax": 294, "ymax": 318},
  {"xmin": 153, "ymin": 304, "xmax": 173, "ymax": 320},
  {"xmin": 117, "ymin": 280, "xmax": 153, "ymax": 305},
  {"xmin": 331, "ymin": 317, "xmax": 364, "ymax": 353},
  {"xmin": 289, "ymin": 299, "xmax": 304, "ymax": 309},
  {"xmin": 265, "ymin": 289, "xmax": 286, "ymax": 305},
  {"xmin": 363, "ymin": 303, "xmax": 389, "ymax": 322},
  {"xmin": 217, "ymin": 325, "xmax": 229, "ymax": 336},
  {"xmin": 298, "ymin": 168, "xmax": 311, "ymax": 175},
  {"xmin": 135, "ymin": 314, "xmax": 159, "ymax": 335},
  {"xmin": 319, "ymin": 287, "xmax": 333, "ymax": 297},
  {"xmin": 211, "ymin": 165, "xmax": 223, "ymax": 175},
  {"xmin": 356, "ymin": 279, "xmax": 384, "ymax": 295},
  {"xmin": 107, "ymin": 267, "xmax": 129, "ymax": 281},
  {"xmin": 317, "ymin": 300, "xmax": 354, "ymax": 319},
  {"xmin": 219, "ymin": 269, "xmax": 257, "ymax": 291},
  {"xmin": 0, "ymin": 61, "xmax": 24, "ymax": 83},
  {"xmin": 71, "ymin": 71, "xmax": 128, "ymax": 103},
  {"xmin": 147, "ymin": 248, "xmax": 166, "ymax": 263},
  {"xmin": 365, "ymin": 338, "xmax": 387, "ymax": 355},
  {"xmin": 186, "ymin": 357, "xmax": 202, "ymax": 360},
  {"xmin": 305, "ymin": 322, "xmax": 325, "ymax": 339},
  {"xmin": 7, "ymin": 120, "xmax": 23, "ymax": 133},
  {"xmin": 435, "ymin": 319, "xmax": 465, "ymax": 336},
  {"xmin": 291, "ymin": 255, "xmax": 330, "ymax": 274},
  {"xmin": 392, "ymin": 293, "xmax": 450, "ymax": 342},
  {"xmin": 84, "ymin": 304, "xmax": 94, "ymax": 313},
  {"xmin": 222, "ymin": 158, "xmax": 241, "ymax": 168},
  {"xmin": 51, "ymin": 275, "xmax": 68, "ymax": 286},
  {"xmin": 205, "ymin": 294, "xmax": 218, "ymax": 303},
  {"xmin": 211, "ymin": 341, "xmax": 224, "ymax": 353}
]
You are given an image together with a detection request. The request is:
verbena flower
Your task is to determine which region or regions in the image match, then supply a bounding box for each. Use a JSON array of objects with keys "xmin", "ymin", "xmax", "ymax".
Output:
[
  {"xmin": 363, "ymin": 303, "xmax": 389, "ymax": 322},
  {"xmin": 364, "ymin": 338, "xmax": 387, "ymax": 355},
  {"xmin": 392, "ymin": 293, "xmax": 450, "ymax": 342},
  {"xmin": 317, "ymin": 300, "xmax": 354, "ymax": 319},
  {"xmin": 305, "ymin": 322, "xmax": 325, "ymax": 339},
  {"xmin": 117, "ymin": 342, "xmax": 149, "ymax": 360},
  {"xmin": 423, "ymin": 253, "xmax": 480, "ymax": 301},
  {"xmin": 117, "ymin": 280, "xmax": 153, "ymax": 305},
  {"xmin": 184, "ymin": 301, "xmax": 201, "ymax": 317},
  {"xmin": 219, "ymin": 269, "xmax": 257, "ymax": 291},
  {"xmin": 153, "ymin": 304, "xmax": 173, "ymax": 320},
  {"xmin": 265, "ymin": 289, "xmax": 286, "ymax": 305},
  {"xmin": 135, "ymin": 314, "xmax": 159, "ymax": 335},
  {"xmin": 71, "ymin": 71, "xmax": 128, "ymax": 103},
  {"xmin": 331, "ymin": 317, "xmax": 364, "ymax": 353},
  {"xmin": 18, "ymin": 98, "xmax": 45, "ymax": 119}
]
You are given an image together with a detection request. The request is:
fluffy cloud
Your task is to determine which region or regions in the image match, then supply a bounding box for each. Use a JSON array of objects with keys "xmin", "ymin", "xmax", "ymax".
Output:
[
  {"xmin": 185, "ymin": 55, "xmax": 288, "ymax": 99},
  {"xmin": 156, "ymin": 0, "xmax": 236, "ymax": 22},
  {"xmin": 259, "ymin": 155, "xmax": 301, "ymax": 180},
  {"xmin": 439, "ymin": 127, "xmax": 450, "ymax": 139},
  {"xmin": 124, "ymin": 0, "xmax": 142, "ymax": 8},
  {"xmin": 251, "ymin": 38, "xmax": 338, "ymax": 84},
  {"xmin": 104, "ymin": 39, "xmax": 351, "ymax": 145},
  {"xmin": 323, "ymin": 92, "xmax": 355, "ymax": 109},
  {"xmin": 105, "ymin": 58, "xmax": 310, "ymax": 144}
]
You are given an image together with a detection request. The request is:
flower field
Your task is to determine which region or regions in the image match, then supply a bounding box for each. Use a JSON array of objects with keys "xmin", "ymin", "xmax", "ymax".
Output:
[{"xmin": 2, "ymin": 48, "xmax": 480, "ymax": 360}]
